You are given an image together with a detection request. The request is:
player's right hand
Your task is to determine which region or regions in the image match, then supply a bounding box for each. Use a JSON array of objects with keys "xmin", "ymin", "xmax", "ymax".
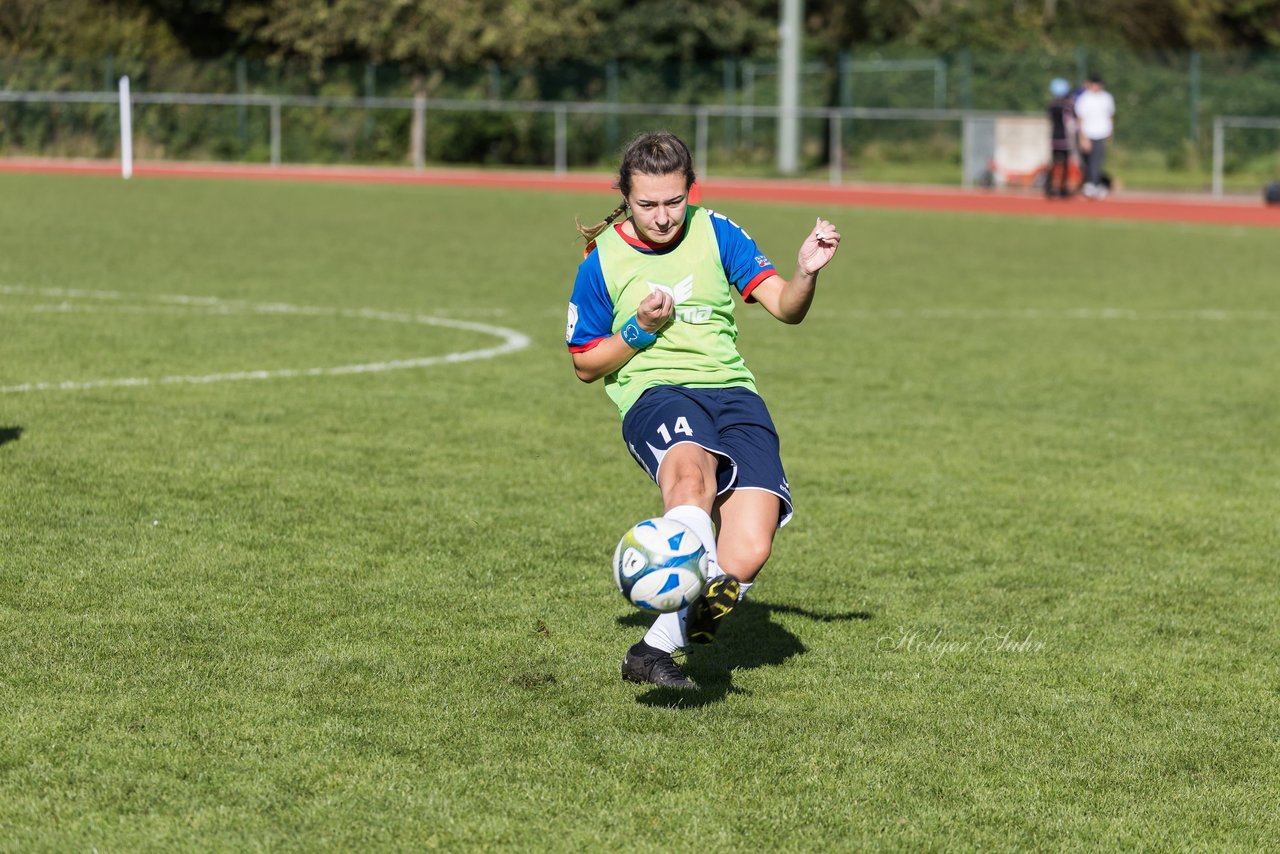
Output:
[{"xmin": 636, "ymin": 288, "xmax": 674, "ymax": 333}]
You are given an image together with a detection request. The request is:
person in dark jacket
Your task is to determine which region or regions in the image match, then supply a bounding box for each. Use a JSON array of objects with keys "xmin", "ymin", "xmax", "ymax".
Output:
[{"xmin": 1046, "ymin": 78, "xmax": 1076, "ymax": 198}]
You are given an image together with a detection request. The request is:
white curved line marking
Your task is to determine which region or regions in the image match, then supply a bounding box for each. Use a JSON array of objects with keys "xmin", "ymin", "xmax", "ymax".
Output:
[
  {"xmin": 840, "ymin": 307, "xmax": 1279, "ymax": 322},
  {"xmin": 0, "ymin": 286, "xmax": 531, "ymax": 394}
]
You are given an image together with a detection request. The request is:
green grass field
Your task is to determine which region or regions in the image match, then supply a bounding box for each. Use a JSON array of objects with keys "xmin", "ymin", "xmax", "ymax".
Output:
[{"xmin": 1, "ymin": 173, "xmax": 1277, "ymax": 850}]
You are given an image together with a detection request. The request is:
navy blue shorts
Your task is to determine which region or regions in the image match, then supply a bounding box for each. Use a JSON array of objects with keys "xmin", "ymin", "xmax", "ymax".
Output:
[{"xmin": 621, "ymin": 385, "xmax": 793, "ymax": 527}]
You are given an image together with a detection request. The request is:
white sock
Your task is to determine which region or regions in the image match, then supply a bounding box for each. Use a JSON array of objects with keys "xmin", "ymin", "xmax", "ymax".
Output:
[
  {"xmin": 737, "ymin": 580, "xmax": 753, "ymax": 602},
  {"xmin": 643, "ymin": 608, "xmax": 687, "ymax": 653},
  {"xmin": 643, "ymin": 506, "xmax": 722, "ymax": 654},
  {"xmin": 663, "ymin": 503, "xmax": 720, "ymax": 573}
]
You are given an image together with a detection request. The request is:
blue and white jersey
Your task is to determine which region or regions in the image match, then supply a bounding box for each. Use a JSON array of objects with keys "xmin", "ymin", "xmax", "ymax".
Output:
[{"xmin": 566, "ymin": 207, "xmax": 777, "ymax": 355}]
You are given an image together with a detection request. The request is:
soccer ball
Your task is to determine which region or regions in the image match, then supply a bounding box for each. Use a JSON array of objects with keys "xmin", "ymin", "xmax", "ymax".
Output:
[{"xmin": 612, "ymin": 517, "xmax": 708, "ymax": 613}]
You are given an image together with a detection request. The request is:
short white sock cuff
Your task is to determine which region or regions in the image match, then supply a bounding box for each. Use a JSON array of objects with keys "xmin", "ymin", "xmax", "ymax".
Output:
[
  {"xmin": 737, "ymin": 580, "xmax": 754, "ymax": 602},
  {"xmin": 643, "ymin": 608, "xmax": 687, "ymax": 653}
]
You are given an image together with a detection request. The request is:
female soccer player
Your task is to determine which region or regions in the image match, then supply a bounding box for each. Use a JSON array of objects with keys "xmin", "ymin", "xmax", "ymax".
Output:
[{"xmin": 566, "ymin": 131, "xmax": 840, "ymax": 689}]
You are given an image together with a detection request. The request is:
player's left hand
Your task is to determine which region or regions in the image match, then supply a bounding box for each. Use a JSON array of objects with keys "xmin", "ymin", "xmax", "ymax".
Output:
[{"xmin": 798, "ymin": 217, "xmax": 841, "ymax": 276}]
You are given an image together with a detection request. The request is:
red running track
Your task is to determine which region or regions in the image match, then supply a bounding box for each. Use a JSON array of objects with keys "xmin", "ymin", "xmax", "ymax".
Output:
[{"xmin": 3, "ymin": 157, "xmax": 1277, "ymax": 229}]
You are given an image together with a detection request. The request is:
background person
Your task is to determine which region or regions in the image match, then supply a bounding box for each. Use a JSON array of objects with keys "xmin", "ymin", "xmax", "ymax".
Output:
[
  {"xmin": 565, "ymin": 131, "xmax": 840, "ymax": 690},
  {"xmin": 1046, "ymin": 77, "xmax": 1077, "ymax": 198},
  {"xmin": 1075, "ymin": 74, "xmax": 1116, "ymax": 198}
]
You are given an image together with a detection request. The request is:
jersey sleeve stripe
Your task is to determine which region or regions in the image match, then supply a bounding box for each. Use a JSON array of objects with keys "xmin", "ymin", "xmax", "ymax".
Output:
[
  {"xmin": 568, "ymin": 337, "xmax": 606, "ymax": 353},
  {"xmin": 741, "ymin": 269, "xmax": 775, "ymax": 303}
]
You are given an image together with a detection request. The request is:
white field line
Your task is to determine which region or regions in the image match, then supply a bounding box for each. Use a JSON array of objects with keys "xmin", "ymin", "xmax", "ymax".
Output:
[
  {"xmin": 0, "ymin": 286, "xmax": 531, "ymax": 394},
  {"xmin": 722, "ymin": 305, "xmax": 1279, "ymax": 323},
  {"xmin": 840, "ymin": 307, "xmax": 1280, "ymax": 322}
]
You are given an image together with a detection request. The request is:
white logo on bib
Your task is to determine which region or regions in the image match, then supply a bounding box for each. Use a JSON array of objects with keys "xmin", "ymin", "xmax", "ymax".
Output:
[
  {"xmin": 646, "ymin": 275, "xmax": 711, "ymax": 324},
  {"xmin": 565, "ymin": 303, "xmax": 579, "ymax": 342}
]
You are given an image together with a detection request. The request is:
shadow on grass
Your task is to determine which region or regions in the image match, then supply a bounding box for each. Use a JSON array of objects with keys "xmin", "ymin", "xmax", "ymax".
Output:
[
  {"xmin": 0, "ymin": 426, "xmax": 22, "ymax": 447},
  {"xmin": 617, "ymin": 600, "xmax": 873, "ymax": 708}
]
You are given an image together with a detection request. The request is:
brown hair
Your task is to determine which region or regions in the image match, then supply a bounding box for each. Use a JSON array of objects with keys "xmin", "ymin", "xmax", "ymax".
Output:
[{"xmin": 575, "ymin": 130, "xmax": 697, "ymax": 243}]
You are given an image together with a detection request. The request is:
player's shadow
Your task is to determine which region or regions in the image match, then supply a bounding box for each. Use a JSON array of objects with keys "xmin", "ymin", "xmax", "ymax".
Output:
[
  {"xmin": 0, "ymin": 426, "xmax": 22, "ymax": 447},
  {"xmin": 616, "ymin": 600, "xmax": 872, "ymax": 708}
]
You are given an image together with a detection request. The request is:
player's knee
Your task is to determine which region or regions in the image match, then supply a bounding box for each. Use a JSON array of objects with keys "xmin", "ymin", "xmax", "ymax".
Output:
[
  {"xmin": 744, "ymin": 538, "xmax": 773, "ymax": 574},
  {"xmin": 660, "ymin": 448, "xmax": 718, "ymax": 504},
  {"xmin": 725, "ymin": 533, "xmax": 772, "ymax": 577},
  {"xmin": 664, "ymin": 464, "xmax": 716, "ymax": 504}
]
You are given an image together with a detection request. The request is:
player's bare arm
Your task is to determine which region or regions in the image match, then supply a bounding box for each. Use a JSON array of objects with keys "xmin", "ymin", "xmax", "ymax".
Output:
[
  {"xmin": 572, "ymin": 288, "xmax": 674, "ymax": 382},
  {"xmin": 750, "ymin": 217, "xmax": 841, "ymax": 324}
]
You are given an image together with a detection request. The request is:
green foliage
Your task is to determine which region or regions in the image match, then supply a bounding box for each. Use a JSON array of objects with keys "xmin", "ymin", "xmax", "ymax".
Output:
[
  {"xmin": 2, "ymin": 2, "xmax": 1280, "ymax": 184},
  {"xmin": 806, "ymin": 0, "xmax": 1280, "ymax": 53},
  {"xmin": 595, "ymin": 0, "xmax": 778, "ymax": 64},
  {"xmin": 224, "ymin": 0, "xmax": 608, "ymax": 67},
  {"xmin": 0, "ymin": 0, "xmax": 186, "ymax": 59},
  {"xmin": 7, "ymin": 0, "xmax": 1280, "ymax": 70},
  {"xmin": 1, "ymin": 174, "xmax": 1279, "ymax": 848},
  {"xmin": 2, "ymin": 46, "xmax": 1278, "ymax": 186}
]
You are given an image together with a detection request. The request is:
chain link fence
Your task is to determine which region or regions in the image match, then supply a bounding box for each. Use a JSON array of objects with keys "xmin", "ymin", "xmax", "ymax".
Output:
[{"xmin": 2, "ymin": 49, "xmax": 1277, "ymax": 192}]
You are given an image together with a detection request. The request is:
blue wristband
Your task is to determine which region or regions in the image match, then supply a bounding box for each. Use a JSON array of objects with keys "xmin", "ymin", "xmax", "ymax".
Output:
[{"xmin": 620, "ymin": 314, "xmax": 658, "ymax": 349}]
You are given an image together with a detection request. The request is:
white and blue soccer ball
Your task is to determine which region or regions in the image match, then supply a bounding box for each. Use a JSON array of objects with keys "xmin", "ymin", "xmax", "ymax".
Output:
[{"xmin": 612, "ymin": 517, "xmax": 708, "ymax": 613}]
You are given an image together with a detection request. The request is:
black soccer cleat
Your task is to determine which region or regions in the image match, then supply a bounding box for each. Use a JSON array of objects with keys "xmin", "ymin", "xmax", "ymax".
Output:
[
  {"xmin": 685, "ymin": 575, "xmax": 741, "ymax": 644},
  {"xmin": 621, "ymin": 641, "xmax": 696, "ymax": 690}
]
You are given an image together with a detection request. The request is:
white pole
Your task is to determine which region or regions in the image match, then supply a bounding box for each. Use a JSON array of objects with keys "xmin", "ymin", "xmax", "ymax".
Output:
[
  {"xmin": 1211, "ymin": 117, "xmax": 1224, "ymax": 199},
  {"xmin": 270, "ymin": 99, "xmax": 282, "ymax": 167},
  {"xmin": 695, "ymin": 108, "xmax": 709, "ymax": 180},
  {"xmin": 776, "ymin": 0, "xmax": 802, "ymax": 175},
  {"xmin": 961, "ymin": 115, "xmax": 974, "ymax": 189},
  {"xmin": 828, "ymin": 109, "xmax": 841, "ymax": 185},
  {"xmin": 411, "ymin": 93, "xmax": 426, "ymax": 171},
  {"xmin": 118, "ymin": 75, "xmax": 133, "ymax": 179},
  {"xmin": 554, "ymin": 107, "xmax": 567, "ymax": 176}
]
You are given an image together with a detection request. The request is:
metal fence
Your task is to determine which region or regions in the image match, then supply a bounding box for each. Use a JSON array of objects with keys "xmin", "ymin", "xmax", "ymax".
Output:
[
  {"xmin": 8, "ymin": 47, "xmax": 1280, "ymax": 140},
  {"xmin": 1212, "ymin": 116, "xmax": 1280, "ymax": 197},
  {"xmin": 0, "ymin": 87, "xmax": 1041, "ymax": 185},
  {"xmin": 1, "ymin": 86, "xmax": 1275, "ymax": 197}
]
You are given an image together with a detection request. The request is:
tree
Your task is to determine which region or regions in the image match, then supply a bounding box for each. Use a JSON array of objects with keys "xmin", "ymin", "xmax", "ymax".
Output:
[
  {"xmin": 0, "ymin": 0, "xmax": 185, "ymax": 59},
  {"xmin": 4, "ymin": 0, "xmax": 1279, "ymax": 70},
  {"xmin": 220, "ymin": 0, "xmax": 601, "ymax": 67}
]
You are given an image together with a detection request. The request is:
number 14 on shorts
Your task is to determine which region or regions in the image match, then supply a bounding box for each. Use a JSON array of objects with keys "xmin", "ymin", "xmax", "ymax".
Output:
[{"xmin": 655, "ymin": 417, "xmax": 693, "ymax": 444}]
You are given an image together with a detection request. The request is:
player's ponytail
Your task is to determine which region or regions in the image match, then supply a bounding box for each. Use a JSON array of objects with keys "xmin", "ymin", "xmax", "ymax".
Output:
[
  {"xmin": 575, "ymin": 199, "xmax": 628, "ymax": 244},
  {"xmin": 575, "ymin": 130, "xmax": 696, "ymax": 245}
]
